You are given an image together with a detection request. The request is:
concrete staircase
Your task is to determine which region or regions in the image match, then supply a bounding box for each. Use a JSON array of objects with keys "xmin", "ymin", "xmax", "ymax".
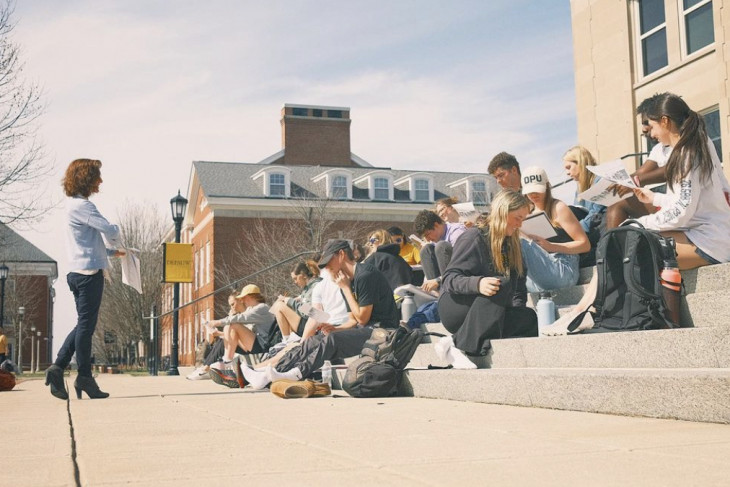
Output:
[{"xmin": 400, "ymin": 262, "xmax": 730, "ymax": 424}]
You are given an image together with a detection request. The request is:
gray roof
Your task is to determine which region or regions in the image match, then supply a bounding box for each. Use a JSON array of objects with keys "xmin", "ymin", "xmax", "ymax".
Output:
[
  {"xmin": 0, "ymin": 224, "xmax": 56, "ymax": 263},
  {"xmin": 192, "ymin": 161, "xmax": 497, "ymax": 203}
]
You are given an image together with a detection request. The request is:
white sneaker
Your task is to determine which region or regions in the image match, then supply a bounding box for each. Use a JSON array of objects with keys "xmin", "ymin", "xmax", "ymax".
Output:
[
  {"xmin": 434, "ymin": 336, "xmax": 454, "ymax": 361},
  {"xmin": 448, "ymin": 347, "xmax": 477, "ymax": 370},
  {"xmin": 287, "ymin": 333, "xmax": 301, "ymax": 344},
  {"xmin": 186, "ymin": 366, "xmax": 210, "ymax": 380}
]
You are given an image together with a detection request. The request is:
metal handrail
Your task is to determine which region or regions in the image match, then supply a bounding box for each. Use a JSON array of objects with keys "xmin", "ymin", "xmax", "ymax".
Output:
[{"xmin": 143, "ymin": 250, "xmax": 317, "ymax": 320}]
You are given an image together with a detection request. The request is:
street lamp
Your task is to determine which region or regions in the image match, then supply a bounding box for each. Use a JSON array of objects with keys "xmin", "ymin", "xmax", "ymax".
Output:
[
  {"xmin": 36, "ymin": 331, "xmax": 41, "ymax": 373},
  {"xmin": 168, "ymin": 190, "xmax": 187, "ymax": 376},
  {"xmin": 0, "ymin": 263, "xmax": 8, "ymax": 329},
  {"xmin": 30, "ymin": 325, "xmax": 36, "ymax": 375},
  {"xmin": 17, "ymin": 306, "xmax": 24, "ymax": 374}
]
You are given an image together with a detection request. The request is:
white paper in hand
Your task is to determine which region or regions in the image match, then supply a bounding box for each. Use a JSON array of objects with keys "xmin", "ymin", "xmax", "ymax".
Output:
[
  {"xmin": 520, "ymin": 212, "xmax": 558, "ymax": 240},
  {"xmin": 298, "ymin": 303, "xmax": 330, "ymax": 323},
  {"xmin": 577, "ymin": 178, "xmax": 632, "ymax": 207},
  {"xmin": 453, "ymin": 202, "xmax": 479, "ymax": 224},
  {"xmin": 120, "ymin": 248, "xmax": 142, "ymax": 294}
]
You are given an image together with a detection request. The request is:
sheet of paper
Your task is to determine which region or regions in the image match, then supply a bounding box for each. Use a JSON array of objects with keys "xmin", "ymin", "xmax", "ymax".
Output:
[
  {"xmin": 587, "ymin": 159, "xmax": 637, "ymax": 188},
  {"xmin": 409, "ymin": 234, "xmax": 426, "ymax": 247},
  {"xmin": 453, "ymin": 202, "xmax": 479, "ymax": 224},
  {"xmin": 120, "ymin": 247, "xmax": 142, "ymax": 294},
  {"xmin": 298, "ymin": 303, "xmax": 331, "ymax": 324},
  {"xmin": 577, "ymin": 178, "xmax": 633, "ymax": 207},
  {"xmin": 520, "ymin": 212, "xmax": 558, "ymax": 240}
]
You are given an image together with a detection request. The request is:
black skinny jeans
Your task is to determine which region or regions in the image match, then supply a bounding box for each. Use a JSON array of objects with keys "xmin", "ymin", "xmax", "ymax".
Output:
[{"xmin": 55, "ymin": 271, "xmax": 104, "ymax": 377}]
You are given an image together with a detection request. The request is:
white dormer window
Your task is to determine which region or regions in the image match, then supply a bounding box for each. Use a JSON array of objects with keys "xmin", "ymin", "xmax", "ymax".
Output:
[
  {"xmin": 414, "ymin": 178, "xmax": 430, "ymax": 201},
  {"xmin": 311, "ymin": 169, "xmax": 353, "ymax": 199},
  {"xmin": 373, "ymin": 177, "xmax": 390, "ymax": 200},
  {"xmin": 471, "ymin": 180, "xmax": 487, "ymax": 204},
  {"xmin": 252, "ymin": 166, "xmax": 291, "ymax": 198},
  {"xmin": 331, "ymin": 175, "xmax": 348, "ymax": 199},
  {"xmin": 395, "ymin": 173, "xmax": 434, "ymax": 202},
  {"xmin": 353, "ymin": 170, "xmax": 393, "ymax": 201}
]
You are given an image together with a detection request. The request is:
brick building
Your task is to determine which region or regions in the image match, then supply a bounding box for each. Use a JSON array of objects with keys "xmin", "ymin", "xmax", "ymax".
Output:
[
  {"xmin": 160, "ymin": 104, "xmax": 500, "ymax": 366},
  {"xmin": 0, "ymin": 223, "xmax": 58, "ymax": 371}
]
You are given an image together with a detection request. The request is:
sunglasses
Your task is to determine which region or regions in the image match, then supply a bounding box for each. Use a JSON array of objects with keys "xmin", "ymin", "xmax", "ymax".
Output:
[
  {"xmin": 369, "ymin": 237, "xmax": 378, "ymax": 243},
  {"xmin": 641, "ymin": 120, "xmax": 649, "ymax": 126}
]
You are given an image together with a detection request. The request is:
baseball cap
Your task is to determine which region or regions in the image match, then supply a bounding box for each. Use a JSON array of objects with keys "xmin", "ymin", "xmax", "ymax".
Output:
[
  {"xmin": 237, "ymin": 284, "xmax": 261, "ymax": 298},
  {"xmin": 317, "ymin": 239, "xmax": 351, "ymax": 269},
  {"xmin": 521, "ymin": 166, "xmax": 549, "ymax": 194}
]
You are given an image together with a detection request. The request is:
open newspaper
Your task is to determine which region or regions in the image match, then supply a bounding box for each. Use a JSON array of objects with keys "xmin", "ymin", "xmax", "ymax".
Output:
[
  {"xmin": 577, "ymin": 159, "xmax": 637, "ymax": 206},
  {"xmin": 452, "ymin": 202, "xmax": 479, "ymax": 224}
]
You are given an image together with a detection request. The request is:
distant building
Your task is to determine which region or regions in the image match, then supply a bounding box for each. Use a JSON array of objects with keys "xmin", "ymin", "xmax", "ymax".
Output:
[
  {"xmin": 0, "ymin": 223, "xmax": 58, "ymax": 370},
  {"xmin": 160, "ymin": 104, "xmax": 499, "ymax": 366},
  {"xmin": 570, "ymin": 0, "xmax": 729, "ymax": 178}
]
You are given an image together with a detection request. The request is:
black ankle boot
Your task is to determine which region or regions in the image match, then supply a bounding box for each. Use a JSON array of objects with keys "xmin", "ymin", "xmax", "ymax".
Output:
[
  {"xmin": 74, "ymin": 375, "xmax": 109, "ymax": 399},
  {"xmin": 45, "ymin": 365, "xmax": 68, "ymax": 400}
]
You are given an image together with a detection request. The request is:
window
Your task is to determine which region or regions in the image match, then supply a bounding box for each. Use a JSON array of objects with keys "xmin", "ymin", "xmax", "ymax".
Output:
[
  {"xmin": 205, "ymin": 241, "xmax": 211, "ymax": 284},
  {"xmin": 471, "ymin": 180, "xmax": 487, "ymax": 204},
  {"xmin": 269, "ymin": 173, "xmax": 286, "ymax": 197},
  {"xmin": 331, "ymin": 175, "xmax": 348, "ymax": 199},
  {"xmin": 682, "ymin": 0, "xmax": 714, "ymax": 55},
  {"xmin": 327, "ymin": 110, "xmax": 342, "ymax": 118},
  {"xmin": 194, "ymin": 250, "xmax": 199, "ymax": 289},
  {"xmin": 703, "ymin": 107, "xmax": 722, "ymax": 161},
  {"xmin": 312, "ymin": 109, "xmax": 323, "ymax": 117},
  {"xmin": 292, "ymin": 107, "xmax": 308, "ymax": 116},
  {"xmin": 373, "ymin": 177, "xmax": 389, "ymax": 200},
  {"xmin": 414, "ymin": 178, "xmax": 430, "ymax": 201},
  {"xmin": 638, "ymin": 0, "xmax": 668, "ymax": 76}
]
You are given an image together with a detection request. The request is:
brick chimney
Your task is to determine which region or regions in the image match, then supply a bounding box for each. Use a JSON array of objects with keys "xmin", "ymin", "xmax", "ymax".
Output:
[{"xmin": 280, "ymin": 104, "xmax": 353, "ymax": 166}]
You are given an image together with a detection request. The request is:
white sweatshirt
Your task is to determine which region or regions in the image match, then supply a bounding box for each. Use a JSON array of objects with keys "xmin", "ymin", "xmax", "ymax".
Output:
[{"xmin": 637, "ymin": 143, "xmax": 730, "ymax": 263}]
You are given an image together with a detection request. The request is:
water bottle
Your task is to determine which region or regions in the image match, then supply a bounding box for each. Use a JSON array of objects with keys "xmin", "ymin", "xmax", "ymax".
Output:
[
  {"xmin": 401, "ymin": 293, "xmax": 416, "ymax": 322},
  {"xmin": 321, "ymin": 360, "xmax": 332, "ymax": 387},
  {"xmin": 536, "ymin": 292, "xmax": 556, "ymax": 329},
  {"xmin": 659, "ymin": 244, "xmax": 681, "ymax": 327}
]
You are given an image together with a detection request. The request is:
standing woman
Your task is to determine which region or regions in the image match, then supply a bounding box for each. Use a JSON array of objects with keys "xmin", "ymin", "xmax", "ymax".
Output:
[
  {"xmin": 45, "ymin": 159, "xmax": 123, "ymax": 400},
  {"xmin": 437, "ymin": 190, "xmax": 538, "ymax": 368}
]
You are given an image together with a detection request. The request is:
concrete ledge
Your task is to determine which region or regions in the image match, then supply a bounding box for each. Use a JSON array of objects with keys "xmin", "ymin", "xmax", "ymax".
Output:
[
  {"xmin": 409, "ymin": 324, "xmax": 730, "ymax": 369},
  {"xmin": 681, "ymin": 262, "xmax": 730, "ymax": 294},
  {"xmin": 403, "ymin": 367, "xmax": 730, "ymax": 424},
  {"xmin": 683, "ymin": 290, "xmax": 730, "ymax": 328}
]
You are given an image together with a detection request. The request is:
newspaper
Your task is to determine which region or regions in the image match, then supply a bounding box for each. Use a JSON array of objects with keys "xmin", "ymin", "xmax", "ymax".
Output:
[
  {"xmin": 577, "ymin": 177, "xmax": 633, "ymax": 206},
  {"xmin": 298, "ymin": 303, "xmax": 330, "ymax": 324},
  {"xmin": 452, "ymin": 202, "xmax": 479, "ymax": 224},
  {"xmin": 587, "ymin": 159, "xmax": 637, "ymax": 188},
  {"xmin": 520, "ymin": 212, "xmax": 558, "ymax": 240}
]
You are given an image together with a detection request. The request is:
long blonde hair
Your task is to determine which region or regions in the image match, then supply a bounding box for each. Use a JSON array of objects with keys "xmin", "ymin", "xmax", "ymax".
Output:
[
  {"xmin": 487, "ymin": 190, "xmax": 530, "ymax": 276},
  {"xmin": 564, "ymin": 145, "xmax": 597, "ymax": 193}
]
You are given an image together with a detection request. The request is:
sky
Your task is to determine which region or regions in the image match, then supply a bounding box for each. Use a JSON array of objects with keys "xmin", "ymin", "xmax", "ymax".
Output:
[{"xmin": 9, "ymin": 0, "xmax": 578, "ymax": 355}]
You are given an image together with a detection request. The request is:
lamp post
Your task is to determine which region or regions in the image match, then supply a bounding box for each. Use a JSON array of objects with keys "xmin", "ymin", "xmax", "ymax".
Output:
[
  {"xmin": 168, "ymin": 190, "xmax": 188, "ymax": 376},
  {"xmin": 35, "ymin": 331, "xmax": 41, "ymax": 373},
  {"xmin": 17, "ymin": 306, "xmax": 24, "ymax": 374},
  {"xmin": 0, "ymin": 264, "xmax": 7, "ymax": 330},
  {"xmin": 30, "ymin": 325, "xmax": 36, "ymax": 374}
]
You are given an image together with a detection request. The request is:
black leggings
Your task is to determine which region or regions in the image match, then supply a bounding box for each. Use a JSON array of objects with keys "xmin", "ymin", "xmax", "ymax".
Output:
[{"xmin": 438, "ymin": 292, "xmax": 537, "ymax": 355}]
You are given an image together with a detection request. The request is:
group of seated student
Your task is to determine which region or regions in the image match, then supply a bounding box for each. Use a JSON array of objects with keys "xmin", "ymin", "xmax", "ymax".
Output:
[{"xmin": 191, "ymin": 91, "xmax": 730, "ymax": 384}]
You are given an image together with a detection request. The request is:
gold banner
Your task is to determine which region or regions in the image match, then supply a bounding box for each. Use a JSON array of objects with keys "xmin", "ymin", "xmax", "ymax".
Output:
[{"xmin": 163, "ymin": 243, "xmax": 193, "ymax": 283}]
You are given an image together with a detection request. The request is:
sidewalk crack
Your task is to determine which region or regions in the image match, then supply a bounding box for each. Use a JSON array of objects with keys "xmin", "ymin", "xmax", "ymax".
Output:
[{"xmin": 65, "ymin": 379, "xmax": 82, "ymax": 487}]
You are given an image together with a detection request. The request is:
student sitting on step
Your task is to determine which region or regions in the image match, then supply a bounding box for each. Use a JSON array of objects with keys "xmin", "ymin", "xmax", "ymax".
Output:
[
  {"xmin": 269, "ymin": 260, "xmax": 322, "ymax": 346},
  {"xmin": 239, "ymin": 239, "xmax": 400, "ymax": 389},
  {"xmin": 413, "ymin": 210, "xmax": 467, "ymax": 293},
  {"xmin": 549, "ymin": 93, "xmax": 730, "ymax": 333},
  {"xmin": 436, "ymin": 190, "xmax": 538, "ymax": 368},
  {"xmin": 520, "ymin": 166, "xmax": 590, "ymax": 292}
]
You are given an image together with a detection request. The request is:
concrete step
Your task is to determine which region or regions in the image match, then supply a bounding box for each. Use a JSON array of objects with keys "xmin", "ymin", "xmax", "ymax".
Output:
[
  {"xmin": 527, "ymin": 284, "xmax": 589, "ymax": 307},
  {"xmin": 409, "ymin": 323, "xmax": 730, "ymax": 369},
  {"xmin": 402, "ymin": 367, "xmax": 730, "ymax": 423},
  {"xmin": 681, "ymin": 262, "xmax": 730, "ymax": 294},
  {"xmin": 682, "ymin": 289, "xmax": 730, "ymax": 328}
]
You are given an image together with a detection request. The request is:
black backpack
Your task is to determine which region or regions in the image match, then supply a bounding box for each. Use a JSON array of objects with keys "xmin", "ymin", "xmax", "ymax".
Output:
[
  {"xmin": 568, "ymin": 221, "xmax": 680, "ymax": 333},
  {"xmin": 343, "ymin": 326, "xmax": 440, "ymax": 398}
]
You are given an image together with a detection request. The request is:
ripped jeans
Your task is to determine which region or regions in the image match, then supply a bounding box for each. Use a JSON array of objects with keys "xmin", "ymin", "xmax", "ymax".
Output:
[{"xmin": 520, "ymin": 239, "xmax": 579, "ymax": 293}]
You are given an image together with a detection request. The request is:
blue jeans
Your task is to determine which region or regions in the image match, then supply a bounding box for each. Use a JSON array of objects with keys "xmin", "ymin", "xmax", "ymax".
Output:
[
  {"xmin": 55, "ymin": 271, "xmax": 104, "ymax": 377},
  {"xmin": 520, "ymin": 239, "xmax": 579, "ymax": 293}
]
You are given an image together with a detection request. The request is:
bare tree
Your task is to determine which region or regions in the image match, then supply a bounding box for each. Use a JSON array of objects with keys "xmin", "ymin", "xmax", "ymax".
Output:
[
  {"xmin": 0, "ymin": 1, "xmax": 52, "ymax": 226},
  {"xmin": 93, "ymin": 201, "xmax": 166, "ymax": 365},
  {"xmin": 215, "ymin": 197, "xmax": 369, "ymax": 303}
]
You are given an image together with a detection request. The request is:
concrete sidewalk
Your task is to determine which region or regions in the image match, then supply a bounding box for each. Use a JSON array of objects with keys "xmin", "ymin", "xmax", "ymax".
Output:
[{"xmin": 5, "ymin": 372, "xmax": 730, "ymax": 487}]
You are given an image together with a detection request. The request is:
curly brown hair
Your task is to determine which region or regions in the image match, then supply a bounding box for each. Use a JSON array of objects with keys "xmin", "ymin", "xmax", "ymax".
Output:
[{"xmin": 62, "ymin": 159, "xmax": 102, "ymax": 197}]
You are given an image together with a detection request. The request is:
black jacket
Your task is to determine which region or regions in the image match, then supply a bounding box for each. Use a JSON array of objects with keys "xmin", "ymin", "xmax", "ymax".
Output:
[
  {"xmin": 365, "ymin": 243, "xmax": 413, "ymax": 291},
  {"xmin": 441, "ymin": 228, "xmax": 527, "ymax": 307}
]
